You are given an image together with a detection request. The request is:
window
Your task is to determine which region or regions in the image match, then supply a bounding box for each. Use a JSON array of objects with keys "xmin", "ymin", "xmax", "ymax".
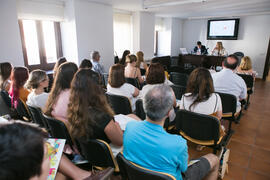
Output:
[
  {"xmin": 113, "ymin": 13, "xmax": 133, "ymax": 57},
  {"xmin": 19, "ymin": 20, "xmax": 62, "ymax": 71}
]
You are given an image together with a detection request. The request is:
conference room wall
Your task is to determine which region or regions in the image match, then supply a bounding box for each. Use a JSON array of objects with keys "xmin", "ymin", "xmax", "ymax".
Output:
[
  {"xmin": 0, "ymin": 0, "xmax": 24, "ymax": 66},
  {"xmin": 73, "ymin": 0, "xmax": 114, "ymax": 72},
  {"xmin": 182, "ymin": 14, "xmax": 270, "ymax": 78}
]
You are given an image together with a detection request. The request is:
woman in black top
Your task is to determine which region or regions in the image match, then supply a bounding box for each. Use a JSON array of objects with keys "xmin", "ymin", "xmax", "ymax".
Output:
[{"xmin": 67, "ymin": 69, "xmax": 123, "ymax": 146}]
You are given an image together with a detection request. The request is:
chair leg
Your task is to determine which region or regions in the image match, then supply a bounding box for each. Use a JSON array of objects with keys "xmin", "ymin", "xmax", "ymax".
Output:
[{"xmin": 245, "ymin": 94, "xmax": 250, "ymax": 110}]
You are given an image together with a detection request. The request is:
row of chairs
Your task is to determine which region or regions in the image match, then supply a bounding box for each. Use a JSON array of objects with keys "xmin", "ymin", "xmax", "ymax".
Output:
[{"xmin": 27, "ymin": 105, "xmax": 174, "ymax": 179}]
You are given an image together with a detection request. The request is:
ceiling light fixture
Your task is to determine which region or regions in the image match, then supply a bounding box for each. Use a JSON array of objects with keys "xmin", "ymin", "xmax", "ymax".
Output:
[{"xmin": 143, "ymin": 0, "xmax": 207, "ymax": 9}]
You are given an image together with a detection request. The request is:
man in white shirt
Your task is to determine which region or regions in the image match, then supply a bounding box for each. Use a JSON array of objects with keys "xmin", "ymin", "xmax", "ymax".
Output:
[
  {"xmin": 212, "ymin": 54, "xmax": 247, "ymax": 112},
  {"xmin": 91, "ymin": 51, "xmax": 105, "ymax": 74}
]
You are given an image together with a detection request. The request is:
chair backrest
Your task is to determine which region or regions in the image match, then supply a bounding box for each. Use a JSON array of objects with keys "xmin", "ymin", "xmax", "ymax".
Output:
[
  {"xmin": 175, "ymin": 110, "xmax": 220, "ymax": 143},
  {"xmin": 170, "ymin": 84, "xmax": 186, "ymax": 100},
  {"xmin": 116, "ymin": 152, "xmax": 175, "ymax": 180},
  {"xmin": 237, "ymin": 73, "xmax": 254, "ymax": 89},
  {"xmin": 216, "ymin": 92, "xmax": 237, "ymax": 114},
  {"xmin": 169, "ymin": 72, "xmax": 189, "ymax": 86},
  {"xmin": 102, "ymin": 73, "xmax": 109, "ymax": 87},
  {"xmin": 135, "ymin": 99, "xmax": 145, "ymax": 120},
  {"xmin": 125, "ymin": 78, "xmax": 141, "ymax": 89},
  {"xmin": 106, "ymin": 93, "xmax": 132, "ymax": 115},
  {"xmin": 42, "ymin": 114, "xmax": 74, "ymax": 150},
  {"xmin": 0, "ymin": 91, "xmax": 13, "ymax": 116},
  {"xmin": 140, "ymin": 68, "xmax": 146, "ymax": 76},
  {"xmin": 233, "ymin": 52, "xmax": 244, "ymax": 63},
  {"xmin": 78, "ymin": 139, "xmax": 118, "ymax": 171},
  {"xmin": 28, "ymin": 105, "xmax": 48, "ymax": 129}
]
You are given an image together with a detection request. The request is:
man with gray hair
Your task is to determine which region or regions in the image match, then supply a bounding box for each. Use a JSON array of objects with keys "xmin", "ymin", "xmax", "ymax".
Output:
[
  {"xmin": 123, "ymin": 84, "xmax": 219, "ymax": 180},
  {"xmin": 91, "ymin": 51, "xmax": 105, "ymax": 74}
]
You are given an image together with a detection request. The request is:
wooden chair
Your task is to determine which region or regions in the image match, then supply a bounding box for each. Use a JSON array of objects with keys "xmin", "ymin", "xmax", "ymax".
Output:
[
  {"xmin": 106, "ymin": 93, "xmax": 132, "ymax": 115},
  {"xmin": 78, "ymin": 139, "xmax": 119, "ymax": 172},
  {"xmin": 237, "ymin": 73, "xmax": 254, "ymax": 110},
  {"xmin": 117, "ymin": 152, "xmax": 175, "ymax": 180},
  {"xmin": 175, "ymin": 110, "xmax": 229, "ymax": 154},
  {"xmin": 169, "ymin": 72, "xmax": 189, "ymax": 87}
]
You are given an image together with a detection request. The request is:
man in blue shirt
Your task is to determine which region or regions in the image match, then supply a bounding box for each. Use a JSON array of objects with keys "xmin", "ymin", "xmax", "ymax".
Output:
[
  {"xmin": 123, "ymin": 85, "xmax": 219, "ymax": 180},
  {"xmin": 91, "ymin": 51, "xmax": 105, "ymax": 75}
]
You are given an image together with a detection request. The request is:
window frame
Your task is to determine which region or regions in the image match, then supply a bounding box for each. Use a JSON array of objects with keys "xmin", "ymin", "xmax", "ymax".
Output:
[{"xmin": 18, "ymin": 19, "xmax": 63, "ymax": 71}]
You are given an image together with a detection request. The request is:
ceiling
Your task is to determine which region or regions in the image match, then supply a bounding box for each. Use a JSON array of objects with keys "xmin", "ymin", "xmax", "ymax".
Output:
[
  {"xmin": 44, "ymin": 0, "xmax": 270, "ymax": 19},
  {"xmin": 94, "ymin": 0, "xmax": 270, "ymax": 19}
]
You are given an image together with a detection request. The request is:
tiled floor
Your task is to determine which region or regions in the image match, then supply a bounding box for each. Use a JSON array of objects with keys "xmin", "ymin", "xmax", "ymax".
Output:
[{"xmin": 188, "ymin": 80, "xmax": 270, "ymax": 180}]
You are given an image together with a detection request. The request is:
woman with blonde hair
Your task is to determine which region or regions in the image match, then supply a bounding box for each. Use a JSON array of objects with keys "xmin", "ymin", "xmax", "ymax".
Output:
[
  {"xmin": 26, "ymin": 70, "xmax": 49, "ymax": 109},
  {"xmin": 136, "ymin": 51, "xmax": 147, "ymax": 70},
  {"xmin": 211, "ymin": 42, "xmax": 228, "ymax": 56},
  {"xmin": 237, "ymin": 56, "xmax": 257, "ymax": 78}
]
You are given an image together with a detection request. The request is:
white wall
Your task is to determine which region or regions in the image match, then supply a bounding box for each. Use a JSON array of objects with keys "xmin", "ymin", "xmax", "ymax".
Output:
[
  {"xmin": 157, "ymin": 17, "xmax": 183, "ymax": 57},
  {"xmin": 182, "ymin": 15, "xmax": 270, "ymax": 78},
  {"xmin": 139, "ymin": 12, "xmax": 155, "ymax": 60},
  {"xmin": 133, "ymin": 12, "xmax": 155, "ymax": 60},
  {"xmin": 171, "ymin": 18, "xmax": 183, "ymax": 56},
  {"xmin": 61, "ymin": 0, "xmax": 78, "ymax": 64},
  {"xmin": 73, "ymin": 0, "xmax": 114, "ymax": 72},
  {"xmin": 0, "ymin": 0, "xmax": 24, "ymax": 66}
]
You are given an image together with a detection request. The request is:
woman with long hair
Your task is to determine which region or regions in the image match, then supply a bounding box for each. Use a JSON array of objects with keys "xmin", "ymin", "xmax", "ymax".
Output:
[
  {"xmin": 107, "ymin": 64, "xmax": 139, "ymax": 111},
  {"xmin": 180, "ymin": 67, "xmax": 222, "ymax": 120},
  {"xmin": 0, "ymin": 62, "xmax": 12, "ymax": 91},
  {"xmin": 9, "ymin": 67, "xmax": 29, "ymax": 108},
  {"xmin": 53, "ymin": 57, "xmax": 67, "ymax": 78},
  {"xmin": 211, "ymin": 42, "xmax": 228, "ymax": 56},
  {"xmin": 125, "ymin": 54, "xmax": 144, "ymax": 84},
  {"xmin": 44, "ymin": 62, "xmax": 78, "ymax": 124},
  {"xmin": 136, "ymin": 51, "xmax": 147, "ymax": 70},
  {"xmin": 25, "ymin": 69, "xmax": 49, "ymax": 109},
  {"xmin": 236, "ymin": 56, "xmax": 257, "ymax": 78},
  {"xmin": 180, "ymin": 67, "xmax": 224, "ymax": 151},
  {"xmin": 119, "ymin": 50, "xmax": 130, "ymax": 65},
  {"xmin": 68, "ymin": 68, "xmax": 123, "ymax": 147}
]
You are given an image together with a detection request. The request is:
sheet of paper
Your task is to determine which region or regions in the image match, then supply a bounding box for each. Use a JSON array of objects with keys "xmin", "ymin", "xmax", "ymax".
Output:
[{"xmin": 114, "ymin": 114, "xmax": 137, "ymax": 130}]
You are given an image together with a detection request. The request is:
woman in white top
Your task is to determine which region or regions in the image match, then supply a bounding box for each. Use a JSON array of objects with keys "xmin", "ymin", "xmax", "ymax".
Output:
[
  {"xmin": 211, "ymin": 42, "xmax": 228, "ymax": 56},
  {"xmin": 26, "ymin": 69, "xmax": 49, "ymax": 110},
  {"xmin": 140, "ymin": 63, "xmax": 173, "ymax": 98},
  {"xmin": 107, "ymin": 64, "xmax": 139, "ymax": 112},
  {"xmin": 124, "ymin": 55, "xmax": 144, "ymax": 84},
  {"xmin": 180, "ymin": 67, "xmax": 222, "ymax": 120}
]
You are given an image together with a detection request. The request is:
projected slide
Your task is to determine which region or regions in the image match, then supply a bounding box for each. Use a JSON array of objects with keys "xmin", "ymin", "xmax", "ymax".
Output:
[{"xmin": 209, "ymin": 20, "xmax": 235, "ymax": 36}]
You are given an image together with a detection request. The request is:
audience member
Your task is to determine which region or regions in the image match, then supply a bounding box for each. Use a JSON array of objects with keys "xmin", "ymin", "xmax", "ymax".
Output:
[
  {"xmin": 107, "ymin": 64, "xmax": 139, "ymax": 112},
  {"xmin": 9, "ymin": 67, "xmax": 29, "ymax": 107},
  {"xmin": 0, "ymin": 121, "xmax": 114, "ymax": 180},
  {"xmin": 44, "ymin": 62, "xmax": 78, "ymax": 124},
  {"xmin": 125, "ymin": 54, "xmax": 144, "ymax": 84},
  {"xmin": 136, "ymin": 51, "xmax": 147, "ymax": 70},
  {"xmin": 194, "ymin": 41, "xmax": 208, "ymax": 55},
  {"xmin": 119, "ymin": 50, "xmax": 130, "ymax": 65},
  {"xmin": 212, "ymin": 54, "xmax": 247, "ymax": 112},
  {"xmin": 180, "ymin": 68, "xmax": 222, "ymax": 120},
  {"xmin": 26, "ymin": 70, "xmax": 49, "ymax": 110},
  {"xmin": 53, "ymin": 57, "xmax": 67, "ymax": 78},
  {"xmin": 79, "ymin": 59, "xmax": 93, "ymax": 69},
  {"xmin": 68, "ymin": 69, "xmax": 123, "ymax": 147},
  {"xmin": 0, "ymin": 62, "xmax": 12, "ymax": 92},
  {"xmin": 236, "ymin": 56, "xmax": 257, "ymax": 78},
  {"xmin": 140, "ymin": 63, "xmax": 172, "ymax": 98},
  {"xmin": 201, "ymin": 57, "xmax": 216, "ymax": 74},
  {"xmin": 91, "ymin": 51, "xmax": 105, "ymax": 74},
  {"xmin": 211, "ymin": 42, "xmax": 228, "ymax": 56},
  {"xmin": 123, "ymin": 85, "xmax": 219, "ymax": 180}
]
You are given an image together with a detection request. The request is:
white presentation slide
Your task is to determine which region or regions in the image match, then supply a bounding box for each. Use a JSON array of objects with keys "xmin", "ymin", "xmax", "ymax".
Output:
[{"xmin": 209, "ymin": 20, "xmax": 235, "ymax": 36}]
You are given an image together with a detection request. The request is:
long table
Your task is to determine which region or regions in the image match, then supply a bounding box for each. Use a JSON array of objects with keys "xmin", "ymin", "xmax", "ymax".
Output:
[{"xmin": 178, "ymin": 54, "xmax": 226, "ymax": 67}]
